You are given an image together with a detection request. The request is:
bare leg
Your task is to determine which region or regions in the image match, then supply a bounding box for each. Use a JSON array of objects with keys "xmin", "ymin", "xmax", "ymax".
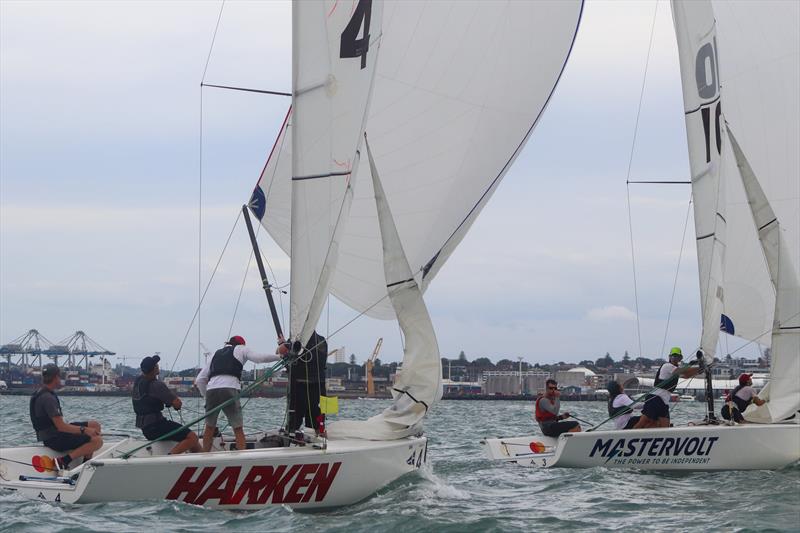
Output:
[
  {"xmin": 202, "ymin": 424, "xmax": 216, "ymax": 452},
  {"xmin": 68, "ymin": 435, "xmax": 103, "ymax": 466},
  {"xmin": 233, "ymin": 427, "xmax": 246, "ymax": 451},
  {"xmin": 169, "ymin": 432, "xmax": 201, "ymax": 455},
  {"xmin": 87, "ymin": 420, "xmax": 101, "ymax": 432},
  {"xmin": 569, "ymin": 425, "xmax": 582, "ymax": 433},
  {"xmin": 633, "ymin": 415, "xmax": 653, "ymax": 429},
  {"xmin": 657, "ymin": 417, "xmax": 670, "ymax": 428}
]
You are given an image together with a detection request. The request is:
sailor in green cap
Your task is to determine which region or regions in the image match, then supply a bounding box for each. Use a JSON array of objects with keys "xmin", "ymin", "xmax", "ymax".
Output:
[{"xmin": 634, "ymin": 347, "xmax": 701, "ymax": 429}]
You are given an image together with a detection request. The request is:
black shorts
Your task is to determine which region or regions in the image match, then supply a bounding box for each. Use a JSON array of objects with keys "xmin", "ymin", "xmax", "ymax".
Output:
[
  {"xmin": 43, "ymin": 431, "xmax": 90, "ymax": 452},
  {"xmin": 641, "ymin": 395, "xmax": 670, "ymax": 420},
  {"xmin": 540, "ymin": 420, "xmax": 579, "ymax": 438},
  {"xmin": 142, "ymin": 418, "xmax": 191, "ymax": 442},
  {"xmin": 721, "ymin": 404, "xmax": 744, "ymax": 423},
  {"xmin": 624, "ymin": 416, "xmax": 641, "ymax": 430}
]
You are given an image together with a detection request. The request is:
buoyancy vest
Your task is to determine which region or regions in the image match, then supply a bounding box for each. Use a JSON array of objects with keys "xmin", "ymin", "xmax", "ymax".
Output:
[
  {"xmin": 29, "ymin": 388, "xmax": 58, "ymax": 434},
  {"xmin": 535, "ymin": 397, "xmax": 558, "ymax": 423},
  {"xmin": 607, "ymin": 394, "xmax": 632, "ymax": 418},
  {"xmin": 209, "ymin": 345, "xmax": 243, "ymax": 380},
  {"xmin": 726, "ymin": 384, "xmax": 751, "ymax": 412},
  {"xmin": 131, "ymin": 375, "xmax": 165, "ymax": 416},
  {"xmin": 654, "ymin": 363, "xmax": 678, "ymax": 392}
]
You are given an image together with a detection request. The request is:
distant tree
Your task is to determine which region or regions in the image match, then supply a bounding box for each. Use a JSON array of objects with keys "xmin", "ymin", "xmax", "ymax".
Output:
[
  {"xmin": 579, "ymin": 359, "xmax": 594, "ymax": 368},
  {"xmin": 349, "ymin": 353, "xmax": 356, "ymax": 365},
  {"xmin": 496, "ymin": 359, "xmax": 515, "ymax": 370},
  {"xmin": 623, "ymin": 351, "xmax": 631, "ymax": 364},
  {"xmin": 458, "ymin": 350, "xmax": 468, "ymax": 362},
  {"xmin": 472, "ymin": 357, "xmax": 494, "ymax": 368}
]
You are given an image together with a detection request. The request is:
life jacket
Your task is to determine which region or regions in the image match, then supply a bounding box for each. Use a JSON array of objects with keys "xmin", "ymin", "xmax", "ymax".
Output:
[
  {"xmin": 131, "ymin": 375, "xmax": 164, "ymax": 416},
  {"xmin": 726, "ymin": 384, "xmax": 751, "ymax": 412},
  {"xmin": 209, "ymin": 345, "xmax": 243, "ymax": 380},
  {"xmin": 29, "ymin": 388, "xmax": 59, "ymax": 435},
  {"xmin": 654, "ymin": 363, "xmax": 678, "ymax": 392},
  {"xmin": 608, "ymin": 394, "xmax": 632, "ymax": 418},
  {"xmin": 535, "ymin": 397, "xmax": 558, "ymax": 423}
]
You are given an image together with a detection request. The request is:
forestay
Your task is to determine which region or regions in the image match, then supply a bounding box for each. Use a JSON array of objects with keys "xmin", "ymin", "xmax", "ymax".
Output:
[
  {"xmin": 328, "ymin": 138, "xmax": 442, "ymax": 440},
  {"xmin": 671, "ymin": 0, "xmax": 726, "ymax": 362},
  {"xmin": 288, "ymin": 0, "xmax": 384, "ymax": 344},
  {"xmin": 253, "ymin": 1, "xmax": 584, "ymax": 319}
]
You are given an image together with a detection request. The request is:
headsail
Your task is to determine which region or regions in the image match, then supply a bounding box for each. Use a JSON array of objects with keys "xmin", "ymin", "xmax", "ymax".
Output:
[
  {"xmin": 288, "ymin": 0, "xmax": 384, "ymax": 344},
  {"xmin": 727, "ymin": 128, "xmax": 800, "ymax": 424},
  {"xmin": 253, "ymin": 1, "xmax": 584, "ymax": 319},
  {"xmin": 671, "ymin": 0, "xmax": 726, "ymax": 362},
  {"xmin": 327, "ymin": 137, "xmax": 442, "ymax": 440}
]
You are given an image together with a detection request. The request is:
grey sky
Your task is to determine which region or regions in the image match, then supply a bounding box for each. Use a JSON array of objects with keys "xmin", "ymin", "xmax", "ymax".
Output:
[{"xmin": 0, "ymin": 1, "xmax": 762, "ymax": 370}]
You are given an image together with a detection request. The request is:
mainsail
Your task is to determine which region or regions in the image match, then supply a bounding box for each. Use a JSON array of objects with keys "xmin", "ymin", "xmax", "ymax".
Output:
[
  {"xmin": 253, "ymin": 1, "xmax": 585, "ymax": 319},
  {"xmin": 671, "ymin": 0, "xmax": 726, "ymax": 362},
  {"xmin": 287, "ymin": 0, "xmax": 384, "ymax": 344}
]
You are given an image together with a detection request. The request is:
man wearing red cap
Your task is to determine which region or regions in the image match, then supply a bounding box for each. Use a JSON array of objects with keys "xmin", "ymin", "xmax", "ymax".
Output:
[
  {"xmin": 195, "ymin": 336, "xmax": 282, "ymax": 452},
  {"xmin": 721, "ymin": 373, "xmax": 765, "ymax": 423}
]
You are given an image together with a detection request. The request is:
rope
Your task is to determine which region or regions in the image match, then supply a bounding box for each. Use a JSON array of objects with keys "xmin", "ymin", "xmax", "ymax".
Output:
[
  {"xmin": 660, "ymin": 197, "xmax": 693, "ymax": 356},
  {"xmin": 167, "ymin": 210, "xmax": 243, "ymax": 374},
  {"xmin": 624, "ymin": 0, "xmax": 659, "ymax": 358},
  {"xmin": 121, "ymin": 355, "xmax": 294, "ymax": 459}
]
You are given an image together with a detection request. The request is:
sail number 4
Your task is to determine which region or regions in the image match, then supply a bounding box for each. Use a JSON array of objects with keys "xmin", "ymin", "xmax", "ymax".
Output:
[
  {"xmin": 406, "ymin": 449, "xmax": 424, "ymax": 469},
  {"xmin": 340, "ymin": 0, "xmax": 372, "ymax": 69}
]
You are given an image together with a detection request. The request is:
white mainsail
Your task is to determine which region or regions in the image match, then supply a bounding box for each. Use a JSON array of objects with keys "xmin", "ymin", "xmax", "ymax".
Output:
[
  {"xmin": 253, "ymin": 0, "xmax": 584, "ymax": 319},
  {"xmin": 328, "ymin": 137, "xmax": 442, "ymax": 440},
  {"xmin": 288, "ymin": 0, "xmax": 384, "ymax": 344},
  {"xmin": 671, "ymin": 0, "xmax": 726, "ymax": 362}
]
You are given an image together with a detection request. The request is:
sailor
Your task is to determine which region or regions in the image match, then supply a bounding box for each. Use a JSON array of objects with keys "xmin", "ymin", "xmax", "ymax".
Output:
[
  {"xmin": 277, "ymin": 331, "xmax": 328, "ymax": 436},
  {"xmin": 607, "ymin": 380, "xmax": 642, "ymax": 430},
  {"xmin": 195, "ymin": 335, "xmax": 282, "ymax": 452},
  {"xmin": 634, "ymin": 347, "xmax": 701, "ymax": 429},
  {"xmin": 535, "ymin": 379, "xmax": 581, "ymax": 437},
  {"xmin": 132, "ymin": 355, "xmax": 201, "ymax": 454},
  {"xmin": 29, "ymin": 364, "xmax": 103, "ymax": 471},
  {"xmin": 721, "ymin": 373, "xmax": 765, "ymax": 423}
]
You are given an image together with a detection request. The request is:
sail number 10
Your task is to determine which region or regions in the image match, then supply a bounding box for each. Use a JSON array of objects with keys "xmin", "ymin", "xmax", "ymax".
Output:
[{"xmin": 340, "ymin": 0, "xmax": 372, "ymax": 69}]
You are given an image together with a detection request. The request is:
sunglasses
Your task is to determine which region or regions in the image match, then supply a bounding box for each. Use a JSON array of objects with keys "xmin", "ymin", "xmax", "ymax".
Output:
[{"xmin": 547, "ymin": 386, "xmax": 558, "ymax": 390}]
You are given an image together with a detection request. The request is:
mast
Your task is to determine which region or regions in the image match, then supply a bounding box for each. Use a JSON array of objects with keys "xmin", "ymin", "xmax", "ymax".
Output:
[{"xmin": 242, "ymin": 205, "xmax": 283, "ymax": 338}]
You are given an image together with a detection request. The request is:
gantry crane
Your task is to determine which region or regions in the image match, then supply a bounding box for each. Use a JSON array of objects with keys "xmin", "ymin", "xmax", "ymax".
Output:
[{"xmin": 365, "ymin": 338, "xmax": 383, "ymax": 397}]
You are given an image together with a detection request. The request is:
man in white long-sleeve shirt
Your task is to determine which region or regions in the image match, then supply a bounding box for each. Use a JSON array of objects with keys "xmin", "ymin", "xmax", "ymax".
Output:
[{"xmin": 195, "ymin": 335, "xmax": 281, "ymax": 452}]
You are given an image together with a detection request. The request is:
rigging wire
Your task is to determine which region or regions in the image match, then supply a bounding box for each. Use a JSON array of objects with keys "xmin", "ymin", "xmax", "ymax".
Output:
[
  {"xmin": 624, "ymin": 0, "xmax": 660, "ymax": 358},
  {"xmin": 660, "ymin": 197, "xmax": 693, "ymax": 357}
]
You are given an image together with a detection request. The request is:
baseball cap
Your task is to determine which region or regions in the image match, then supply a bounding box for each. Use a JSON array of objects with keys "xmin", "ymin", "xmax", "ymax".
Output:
[
  {"xmin": 140, "ymin": 355, "xmax": 161, "ymax": 373},
  {"xmin": 738, "ymin": 373, "xmax": 753, "ymax": 385},
  {"xmin": 669, "ymin": 347, "xmax": 683, "ymax": 358},
  {"xmin": 227, "ymin": 335, "xmax": 246, "ymax": 346},
  {"xmin": 42, "ymin": 364, "xmax": 61, "ymax": 380}
]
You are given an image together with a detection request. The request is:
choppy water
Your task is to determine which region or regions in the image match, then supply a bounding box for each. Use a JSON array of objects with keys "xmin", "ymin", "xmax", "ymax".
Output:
[{"xmin": 1, "ymin": 394, "xmax": 798, "ymax": 532}]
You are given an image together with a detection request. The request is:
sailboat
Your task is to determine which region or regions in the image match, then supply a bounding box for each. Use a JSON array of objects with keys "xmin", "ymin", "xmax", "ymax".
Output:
[
  {"xmin": 482, "ymin": 0, "xmax": 799, "ymax": 470},
  {"xmin": 0, "ymin": 0, "xmax": 584, "ymax": 507}
]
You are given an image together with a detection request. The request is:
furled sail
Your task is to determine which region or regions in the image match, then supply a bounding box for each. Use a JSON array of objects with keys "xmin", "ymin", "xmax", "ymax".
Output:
[
  {"xmin": 253, "ymin": 1, "xmax": 584, "ymax": 319},
  {"xmin": 288, "ymin": 0, "xmax": 384, "ymax": 344},
  {"xmin": 671, "ymin": 0, "xmax": 726, "ymax": 363},
  {"xmin": 728, "ymin": 129, "xmax": 800, "ymax": 424},
  {"xmin": 328, "ymin": 138, "xmax": 442, "ymax": 440}
]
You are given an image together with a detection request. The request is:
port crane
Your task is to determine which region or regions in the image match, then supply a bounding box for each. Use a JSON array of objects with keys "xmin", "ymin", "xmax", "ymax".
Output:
[{"xmin": 365, "ymin": 338, "xmax": 383, "ymax": 397}]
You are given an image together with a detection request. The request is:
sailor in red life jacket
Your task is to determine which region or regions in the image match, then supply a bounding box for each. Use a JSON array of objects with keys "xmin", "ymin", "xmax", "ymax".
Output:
[
  {"xmin": 535, "ymin": 379, "xmax": 581, "ymax": 437},
  {"xmin": 721, "ymin": 373, "xmax": 765, "ymax": 423}
]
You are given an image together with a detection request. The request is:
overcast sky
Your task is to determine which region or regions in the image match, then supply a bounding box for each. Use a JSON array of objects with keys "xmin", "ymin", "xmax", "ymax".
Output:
[{"xmin": 0, "ymin": 0, "xmax": 763, "ymax": 370}]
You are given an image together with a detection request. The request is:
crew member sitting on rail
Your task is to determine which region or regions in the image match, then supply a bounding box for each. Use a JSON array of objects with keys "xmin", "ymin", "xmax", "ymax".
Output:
[
  {"xmin": 607, "ymin": 380, "xmax": 642, "ymax": 430},
  {"xmin": 535, "ymin": 379, "xmax": 581, "ymax": 437},
  {"xmin": 195, "ymin": 336, "xmax": 282, "ymax": 452},
  {"xmin": 634, "ymin": 347, "xmax": 701, "ymax": 429},
  {"xmin": 132, "ymin": 355, "xmax": 201, "ymax": 454},
  {"xmin": 721, "ymin": 373, "xmax": 764, "ymax": 423},
  {"xmin": 30, "ymin": 364, "xmax": 103, "ymax": 471}
]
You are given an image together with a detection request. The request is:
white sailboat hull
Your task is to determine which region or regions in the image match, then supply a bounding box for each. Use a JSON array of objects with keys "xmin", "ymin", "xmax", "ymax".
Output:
[
  {"xmin": 0, "ymin": 435, "xmax": 427, "ymax": 509},
  {"xmin": 481, "ymin": 423, "xmax": 800, "ymax": 471}
]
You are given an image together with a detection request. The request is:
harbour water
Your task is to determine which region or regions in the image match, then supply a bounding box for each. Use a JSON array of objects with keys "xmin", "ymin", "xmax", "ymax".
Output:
[{"xmin": 1, "ymin": 395, "xmax": 798, "ymax": 532}]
